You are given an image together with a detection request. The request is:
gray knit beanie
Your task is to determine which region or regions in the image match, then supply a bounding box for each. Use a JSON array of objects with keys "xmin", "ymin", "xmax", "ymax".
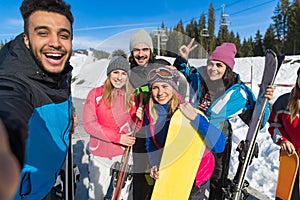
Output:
[
  {"xmin": 106, "ymin": 56, "xmax": 130, "ymax": 75},
  {"xmin": 130, "ymin": 29, "xmax": 153, "ymax": 52}
]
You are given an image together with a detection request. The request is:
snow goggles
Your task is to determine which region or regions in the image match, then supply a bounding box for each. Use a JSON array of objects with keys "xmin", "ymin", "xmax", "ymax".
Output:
[{"xmin": 147, "ymin": 67, "xmax": 174, "ymax": 83}]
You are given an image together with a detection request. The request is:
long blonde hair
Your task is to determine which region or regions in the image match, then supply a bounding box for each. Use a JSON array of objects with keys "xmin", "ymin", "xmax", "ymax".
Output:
[
  {"xmin": 287, "ymin": 68, "xmax": 300, "ymax": 122},
  {"xmin": 103, "ymin": 73, "xmax": 134, "ymax": 112},
  {"xmin": 149, "ymin": 89, "xmax": 181, "ymax": 124}
]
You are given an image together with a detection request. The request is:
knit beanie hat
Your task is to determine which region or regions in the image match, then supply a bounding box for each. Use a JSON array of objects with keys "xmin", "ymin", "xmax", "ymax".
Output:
[
  {"xmin": 147, "ymin": 66, "xmax": 180, "ymax": 91},
  {"xmin": 130, "ymin": 29, "xmax": 153, "ymax": 52},
  {"xmin": 106, "ymin": 56, "xmax": 130, "ymax": 75},
  {"xmin": 209, "ymin": 43, "xmax": 237, "ymax": 70}
]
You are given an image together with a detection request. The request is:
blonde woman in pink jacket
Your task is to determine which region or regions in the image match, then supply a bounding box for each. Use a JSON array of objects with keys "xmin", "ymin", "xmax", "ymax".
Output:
[{"xmin": 83, "ymin": 56, "xmax": 143, "ymax": 200}]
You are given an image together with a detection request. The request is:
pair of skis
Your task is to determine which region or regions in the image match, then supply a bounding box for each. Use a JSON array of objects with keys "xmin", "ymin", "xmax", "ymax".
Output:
[
  {"xmin": 110, "ymin": 132, "xmax": 135, "ymax": 200},
  {"xmin": 111, "ymin": 90, "xmax": 143, "ymax": 200},
  {"xmin": 226, "ymin": 49, "xmax": 284, "ymax": 200}
]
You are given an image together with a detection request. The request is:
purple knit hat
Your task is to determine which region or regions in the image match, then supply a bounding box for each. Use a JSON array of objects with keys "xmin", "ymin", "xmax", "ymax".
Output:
[
  {"xmin": 209, "ymin": 43, "xmax": 237, "ymax": 70},
  {"xmin": 147, "ymin": 66, "xmax": 180, "ymax": 91}
]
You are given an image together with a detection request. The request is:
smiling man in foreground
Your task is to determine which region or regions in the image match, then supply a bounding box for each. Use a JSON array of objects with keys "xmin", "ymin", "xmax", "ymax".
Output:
[{"xmin": 0, "ymin": 0, "xmax": 74, "ymax": 199}]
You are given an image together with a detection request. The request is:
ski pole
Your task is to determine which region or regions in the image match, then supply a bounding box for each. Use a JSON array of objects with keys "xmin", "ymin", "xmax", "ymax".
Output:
[{"xmin": 112, "ymin": 89, "xmax": 143, "ymax": 200}]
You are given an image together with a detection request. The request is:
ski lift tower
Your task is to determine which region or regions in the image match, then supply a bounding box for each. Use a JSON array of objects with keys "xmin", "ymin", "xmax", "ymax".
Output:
[
  {"xmin": 221, "ymin": 4, "xmax": 230, "ymax": 27},
  {"xmin": 153, "ymin": 29, "xmax": 168, "ymax": 56}
]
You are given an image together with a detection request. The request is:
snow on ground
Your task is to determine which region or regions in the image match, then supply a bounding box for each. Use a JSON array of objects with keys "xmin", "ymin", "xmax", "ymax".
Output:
[{"xmin": 70, "ymin": 52, "xmax": 300, "ymax": 199}]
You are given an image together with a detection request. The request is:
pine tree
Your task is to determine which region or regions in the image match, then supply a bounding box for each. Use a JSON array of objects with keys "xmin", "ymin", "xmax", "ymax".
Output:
[
  {"xmin": 272, "ymin": 0, "xmax": 290, "ymax": 53},
  {"xmin": 166, "ymin": 20, "xmax": 185, "ymax": 57},
  {"xmin": 207, "ymin": 3, "xmax": 215, "ymax": 54},
  {"xmin": 198, "ymin": 12, "xmax": 209, "ymax": 58},
  {"xmin": 228, "ymin": 31, "xmax": 235, "ymax": 43},
  {"xmin": 286, "ymin": 0, "xmax": 300, "ymax": 55},
  {"xmin": 185, "ymin": 18, "xmax": 199, "ymax": 58},
  {"xmin": 241, "ymin": 37, "xmax": 254, "ymax": 57},
  {"xmin": 272, "ymin": 2, "xmax": 283, "ymax": 49},
  {"xmin": 235, "ymin": 33, "xmax": 242, "ymax": 58},
  {"xmin": 216, "ymin": 25, "xmax": 229, "ymax": 46},
  {"xmin": 263, "ymin": 25, "xmax": 278, "ymax": 54},
  {"xmin": 186, "ymin": 18, "xmax": 198, "ymax": 39},
  {"xmin": 253, "ymin": 30, "xmax": 264, "ymax": 56}
]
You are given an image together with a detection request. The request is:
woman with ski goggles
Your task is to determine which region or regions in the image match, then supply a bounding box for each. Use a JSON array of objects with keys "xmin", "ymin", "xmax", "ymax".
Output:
[{"xmin": 145, "ymin": 65, "xmax": 226, "ymax": 199}]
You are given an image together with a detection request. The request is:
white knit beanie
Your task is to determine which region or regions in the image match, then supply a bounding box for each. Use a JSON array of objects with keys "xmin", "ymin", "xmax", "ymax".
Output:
[{"xmin": 129, "ymin": 29, "xmax": 153, "ymax": 52}]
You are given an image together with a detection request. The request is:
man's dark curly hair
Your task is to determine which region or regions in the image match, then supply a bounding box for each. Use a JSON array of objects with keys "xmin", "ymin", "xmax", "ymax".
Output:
[{"xmin": 20, "ymin": 0, "xmax": 74, "ymax": 35}]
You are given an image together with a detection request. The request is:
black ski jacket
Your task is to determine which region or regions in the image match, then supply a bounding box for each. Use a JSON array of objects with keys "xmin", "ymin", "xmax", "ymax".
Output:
[{"xmin": 0, "ymin": 33, "xmax": 73, "ymax": 200}]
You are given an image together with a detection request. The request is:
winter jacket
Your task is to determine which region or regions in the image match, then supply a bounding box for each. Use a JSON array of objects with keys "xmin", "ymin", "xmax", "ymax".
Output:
[
  {"xmin": 173, "ymin": 56, "xmax": 271, "ymax": 187},
  {"xmin": 0, "ymin": 34, "xmax": 73, "ymax": 200},
  {"xmin": 173, "ymin": 56, "xmax": 270, "ymax": 132},
  {"xmin": 144, "ymin": 102, "xmax": 226, "ymax": 186},
  {"xmin": 268, "ymin": 93, "xmax": 300, "ymax": 151},
  {"xmin": 83, "ymin": 85, "xmax": 141, "ymax": 159}
]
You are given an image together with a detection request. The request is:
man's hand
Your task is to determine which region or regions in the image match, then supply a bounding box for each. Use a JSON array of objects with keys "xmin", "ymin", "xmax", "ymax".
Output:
[
  {"xmin": 0, "ymin": 120, "xmax": 20, "ymax": 200},
  {"xmin": 70, "ymin": 110, "xmax": 79, "ymax": 134}
]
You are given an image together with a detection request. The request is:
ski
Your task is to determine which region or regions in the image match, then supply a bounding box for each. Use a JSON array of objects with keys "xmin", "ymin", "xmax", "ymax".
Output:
[
  {"xmin": 111, "ymin": 140, "xmax": 135, "ymax": 200},
  {"xmin": 111, "ymin": 90, "xmax": 143, "ymax": 200},
  {"xmin": 229, "ymin": 49, "xmax": 284, "ymax": 200}
]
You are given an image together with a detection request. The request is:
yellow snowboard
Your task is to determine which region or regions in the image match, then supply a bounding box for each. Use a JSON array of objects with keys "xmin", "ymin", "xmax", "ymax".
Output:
[
  {"xmin": 151, "ymin": 109, "xmax": 206, "ymax": 200},
  {"xmin": 276, "ymin": 150, "xmax": 299, "ymax": 200}
]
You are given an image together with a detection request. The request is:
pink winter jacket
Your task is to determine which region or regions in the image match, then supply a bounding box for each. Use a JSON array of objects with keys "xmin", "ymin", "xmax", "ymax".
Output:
[
  {"xmin": 83, "ymin": 85, "xmax": 141, "ymax": 159},
  {"xmin": 195, "ymin": 149, "xmax": 215, "ymax": 187}
]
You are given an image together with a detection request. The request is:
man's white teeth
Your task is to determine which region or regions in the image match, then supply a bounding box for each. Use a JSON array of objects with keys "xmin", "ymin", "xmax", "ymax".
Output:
[{"xmin": 46, "ymin": 53, "xmax": 62, "ymax": 57}]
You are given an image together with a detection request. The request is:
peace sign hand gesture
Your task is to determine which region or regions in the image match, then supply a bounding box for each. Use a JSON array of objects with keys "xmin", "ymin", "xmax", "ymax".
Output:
[{"xmin": 178, "ymin": 38, "xmax": 198, "ymax": 61}]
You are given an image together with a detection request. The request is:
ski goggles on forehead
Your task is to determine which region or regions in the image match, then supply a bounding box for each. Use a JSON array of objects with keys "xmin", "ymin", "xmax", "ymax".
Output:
[{"xmin": 147, "ymin": 67, "xmax": 173, "ymax": 82}]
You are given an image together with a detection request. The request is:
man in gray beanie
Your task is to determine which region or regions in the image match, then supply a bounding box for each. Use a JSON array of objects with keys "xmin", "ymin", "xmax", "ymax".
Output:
[
  {"xmin": 129, "ymin": 29, "xmax": 169, "ymax": 200},
  {"xmin": 130, "ymin": 29, "xmax": 154, "ymax": 53},
  {"xmin": 128, "ymin": 29, "xmax": 189, "ymax": 200},
  {"xmin": 129, "ymin": 29, "xmax": 154, "ymax": 67}
]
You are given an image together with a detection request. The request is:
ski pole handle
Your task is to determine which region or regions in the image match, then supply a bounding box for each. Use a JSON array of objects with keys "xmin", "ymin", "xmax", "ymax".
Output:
[{"xmin": 132, "ymin": 88, "xmax": 144, "ymax": 137}]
